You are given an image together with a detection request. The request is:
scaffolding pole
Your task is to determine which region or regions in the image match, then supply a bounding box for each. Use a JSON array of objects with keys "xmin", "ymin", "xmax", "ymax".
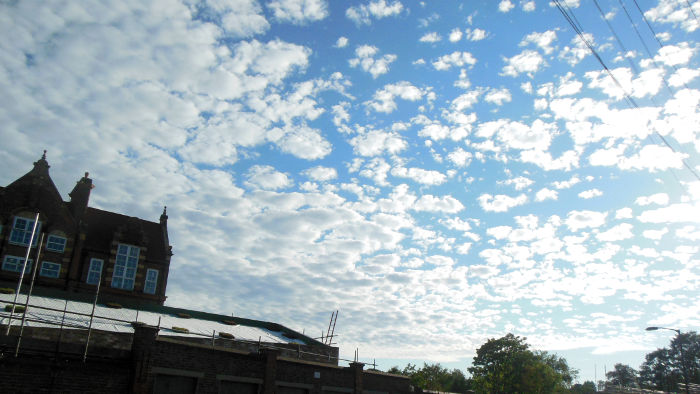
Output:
[
  {"xmin": 83, "ymin": 267, "xmax": 103, "ymax": 362},
  {"xmin": 15, "ymin": 233, "xmax": 45, "ymax": 357},
  {"xmin": 5, "ymin": 212, "xmax": 40, "ymax": 336}
]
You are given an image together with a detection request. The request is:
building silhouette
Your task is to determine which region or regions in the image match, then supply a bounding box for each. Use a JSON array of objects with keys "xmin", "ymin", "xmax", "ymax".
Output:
[
  {"xmin": 0, "ymin": 153, "xmax": 411, "ymax": 394},
  {"xmin": 0, "ymin": 152, "xmax": 171, "ymax": 305}
]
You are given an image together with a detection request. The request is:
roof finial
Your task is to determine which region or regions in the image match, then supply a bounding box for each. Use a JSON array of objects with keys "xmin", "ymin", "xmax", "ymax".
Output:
[
  {"xmin": 160, "ymin": 206, "xmax": 168, "ymax": 225},
  {"xmin": 42, "ymin": 150, "xmax": 47, "ymax": 160}
]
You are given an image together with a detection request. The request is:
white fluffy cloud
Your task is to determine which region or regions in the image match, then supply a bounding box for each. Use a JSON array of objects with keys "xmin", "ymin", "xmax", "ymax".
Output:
[
  {"xmin": 303, "ymin": 166, "xmax": 338, "ymax": 182},
  {"xmin": 478, "ymin": 193, "xmax": 528, "ymax": 212},
  {"xmin": 419, "ymin": 32, "xmax": 441, "ymax": 43},
  {"xmin": 596, "ymin": 223, "xmax": 634, "ymax": 242},
  {"xmin": 335, "ymin": 36, "xmax": 349, "ymax": 48},
  {"xmin": 366, "ymin": 81, "xmax": 427, "ymax": 113},
  {"xmin": 498, "ymin": 0, "xmax": 515, "ymax": 13},
  {"xmin": 349, "ymin": 45, "xmax": 397, "ymax": 78},
  {"xmin": 475, "ymin": 119, "xmax": 554, "ymax": 151},
  {"xmin": 447, "ymin": 148, "xmax": 473, "ymax": 167},
  {"xmin": 502, "ymin": 50, "xmax": 545, "ymax": 77},
  {"xmin": 566, "ymin": 210, "xmax": 607, "ymax": 232},
  {"xmin": 245, "ymin": 165, "xmax": 293, "ymax": 190},
  {"xmin": 414, "ymin": 194, "xmax": 464, "ymax": 213},
  {"xmin": 535, "ymin": 188, "xmax": 558, "ymax": 202},
  {"xmin": 349, "ymin": 129, "xmax": 407, "ymax": 156},
  {"xmin": 520, "ymin": 30, "xmax": 557, "ymax": 54},
  {"xmin": 449, "ymin": 28, "xmax": 463, "ymax": 42},
  {"xmin": 579, "ymin": 189, "xmax": 603, "ymax": 199},
  {"xmin": 466, "ymin": 28, "xmax": 487, "ymax": 41},
  {"xmin": 346, "ymin": 0, "xmax": 404, "ymax": 25},
  {"xmin": 484, "ymin": 88, "xmax": 512, "ymax": 106},
  {"xmin": 645, "ymin": 0, "xmax": 700, "ymax": 32},
  {"xmin": 636, "ymin": 193, "xmax": 670, "ymax": 206},
  {"xmin": 433, "ymin": 51, "xmax": 477, "ymax": 70},
  {"xmin": 391, "ymin": 166, "xmax": 447, "ymax": 185},
  {"xmin": 268, "ymin": 0, "xmax": 328, "ymax": 24}
]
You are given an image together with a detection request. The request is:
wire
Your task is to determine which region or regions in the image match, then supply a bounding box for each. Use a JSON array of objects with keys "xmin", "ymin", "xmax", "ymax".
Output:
[
  {"xmin": 617, "ymin": 0, "xmax": 678, "ymax": 94},
  {"xmin": 593, "ymin": 0, "xmax": 640, "ymax": 75},
  {"xmin": 552, "ymin": 0, "xmax": 700, "ymax": 182},
  {"xmin": 684, "ymin": 0, "xmax": 700, "ymax": 24}
]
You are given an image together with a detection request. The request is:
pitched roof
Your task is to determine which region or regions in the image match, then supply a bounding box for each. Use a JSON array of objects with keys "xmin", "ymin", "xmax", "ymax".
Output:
[
  {"xmin": 0, "ymin": 154, "xmax": 74, "ymax": 227},
  {"xmin": 82, "ymin": 207, "xmax": 169, "ymax": 262}
]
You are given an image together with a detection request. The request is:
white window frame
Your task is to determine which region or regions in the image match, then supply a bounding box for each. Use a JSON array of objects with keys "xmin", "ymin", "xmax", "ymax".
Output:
[
  {"xmin": 9, "ymin": 216, "xmax": 41, "ymax": 247},
  {"xmin": 39, "ymin": 261, "xmax": 61, "ymax": 278},
  {"xmin": 86, "ymin": 258, "xmax": 103, "ymax": 285},
  {"xmin": 111, "ymin": 244, "xmax": 139, "ymax": 290},
  {"xmin": 2, "ymin": 255, "xmax": 33, "ymax": 274},
  {"xmin": 144, "ymin": 268, "xmax": 159, "ymax": 294},
  {"xmin": 46, "ymin": 235, "xmax": 67, "ymax": 252}
]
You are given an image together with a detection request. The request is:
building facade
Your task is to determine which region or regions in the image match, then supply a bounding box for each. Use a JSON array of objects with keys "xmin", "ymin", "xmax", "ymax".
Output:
[{"xmin": 0, "ymin": 152, "xmax": 172, "ymax": 305}]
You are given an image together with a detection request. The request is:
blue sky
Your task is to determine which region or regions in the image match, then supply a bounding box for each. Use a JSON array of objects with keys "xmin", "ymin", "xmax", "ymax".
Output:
[{"xmin": 1, "ymin": 0, "xmax": 699, "ymax": 383}]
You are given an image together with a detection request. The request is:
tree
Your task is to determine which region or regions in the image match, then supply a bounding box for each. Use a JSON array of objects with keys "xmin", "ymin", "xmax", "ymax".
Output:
[
  {"xmin": 605, "ymin": 363, "xmax": 637, "ymax": 388},
  {"xmin": 639, "ymin": 348, "xmax": 677, "ymax": 392},
  {"xmin": 640, "ymin": 331, "xmax": 700, "ymax": 391},
  {"xmin": 569, "ymin": 381, "xmax": 596, "ymax": 394},
  {"xmin": 469, "ymin": 333, "xmax": 576, "ymax": 393},
  {"xmin": 386, "ymin": 362, "xmax": 471, "ymax": 393}
]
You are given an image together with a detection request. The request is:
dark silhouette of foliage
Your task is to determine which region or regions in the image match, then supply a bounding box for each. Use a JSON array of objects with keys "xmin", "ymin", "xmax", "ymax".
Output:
[
  {"xmin": 468, "ymin": 333, "xmax": 576, "ymax": 393},
  {"xmin": 639, "ymin": 331, "xmax": 700, "ymax": 391},
  {"xmin": 606, "ymin": 363, "xmax": 638, "ymax": 388},
  {"xmin": 386, "ymin": 362, "xmax": 471, "ymax": 393},
  {"xmin": 569, "ymin": 381, "xmax": 596, "ymax": 394}
]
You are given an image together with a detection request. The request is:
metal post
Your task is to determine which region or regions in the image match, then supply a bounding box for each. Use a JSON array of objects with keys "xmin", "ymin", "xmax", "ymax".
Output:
[
  {"xmin": 212, "ymin": 330, "xmax": 216, "ymax": 347},
  {"xmin": 56, "ymin": 299, "xmax": 68, "ymax": 355},
  {"xmin": 83, "ymin": 267, "xmax": 102, "ymax": 362},
  {"xmin": 15, "ymin": 233, "xmax": 44, "ymax": 356},
  {"xmin": 5, "ymin": 212, "xmax": 40, "ymax": 336}
]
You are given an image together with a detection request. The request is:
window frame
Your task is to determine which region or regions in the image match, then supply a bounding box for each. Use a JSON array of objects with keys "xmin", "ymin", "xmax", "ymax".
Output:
[
  {"xmin": 86, "ymin": 258, "xmax": 104, "ymax": 285},
  {"xmin": 144, "ymin": 268, "xmax": 159, "ymax": 294},
  {"xmin": 111, "ymin": 244, "xmax": 140, "ymax": 291},
  {"xmin": 2, "ymin": 255, "xmax": 33, "ymax": 274},
  {"xmin": 39, "ymin": 261, "xmax": 61, "ymax": 278},
  {"xmin": 9, "ymin": 216, "xmax": 42, "ymax": 247},
  {"xmin": 46, "ymin": 234, "xmax": 67, "ymax": 253}
]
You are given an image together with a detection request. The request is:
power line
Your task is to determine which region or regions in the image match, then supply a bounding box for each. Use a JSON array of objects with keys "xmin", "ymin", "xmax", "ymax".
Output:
[
  {"xmin": 552, "ymin": 0, "xmax": 700, "ymax": 182},
  {"xmin": 627, "ymin": 0, "xmax": 693, "ymax": 92},
  {"xmin": 616, "ymin": 0, "xmax": 677, "ymax": 94}
]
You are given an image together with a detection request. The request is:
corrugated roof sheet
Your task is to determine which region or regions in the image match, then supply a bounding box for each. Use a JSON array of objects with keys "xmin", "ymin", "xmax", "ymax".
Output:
[{"xmin": 0, "ymin": 293, "xmax": 304, "ymax": 344}]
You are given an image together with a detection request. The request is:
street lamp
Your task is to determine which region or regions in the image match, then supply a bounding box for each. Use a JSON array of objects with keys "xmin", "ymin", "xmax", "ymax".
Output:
[{"xmin": 646, "ymin": 326, "xmax": 690, "ymax": 394}]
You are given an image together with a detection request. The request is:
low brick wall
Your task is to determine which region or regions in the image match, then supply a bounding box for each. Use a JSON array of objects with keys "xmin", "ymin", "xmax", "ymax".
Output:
[
  {"xmin": 0, "ymin": 325, "xmax": 412, "ymax": 394},
  {"xmin": 0, "ymin": 338, "xmax": 131, "ymax": 393}
]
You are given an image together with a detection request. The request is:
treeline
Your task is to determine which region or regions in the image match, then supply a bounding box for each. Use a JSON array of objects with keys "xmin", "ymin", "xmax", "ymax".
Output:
[
  {"xmin": 602, "ymin": 331, "xmax": 700, "ymax": 392},
  {"xmin": 386, "ymin": 331, "xmax": 700, "ymax": 393}
]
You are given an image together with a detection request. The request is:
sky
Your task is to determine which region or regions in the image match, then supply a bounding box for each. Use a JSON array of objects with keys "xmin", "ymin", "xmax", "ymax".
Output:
[{"xmin": 1, "ymin": 0, "xmax": 699, "ymax": 384}]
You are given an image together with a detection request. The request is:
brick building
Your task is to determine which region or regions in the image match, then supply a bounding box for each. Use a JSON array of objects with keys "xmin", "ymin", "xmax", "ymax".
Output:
[
  {"xmin": 0, "ymin": 154, "xmax": 413, "ymax": 394},
  {"xmin": 0, "ymin": 293, "xmax": 412, "ymax": 394},
  {"xmin": 0, "ymin": 152, "xmax": 172, "ymax": 305}
]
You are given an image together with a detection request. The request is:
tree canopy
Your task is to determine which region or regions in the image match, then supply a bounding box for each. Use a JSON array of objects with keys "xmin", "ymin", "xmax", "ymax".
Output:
[
  {"xmin": 387, "ymin": 362, "xmax": 470, "ymax": 393},
  {"xmin": 639, "ymin": 331, "xmax": 700, "ymax": 391},
  {"xmin": 468, "ymin": 333, "xmax": 576, "ymax": 393},
  {"xmin": 605, "ymin": 363, "xmax": 638, "ymax": 388}
]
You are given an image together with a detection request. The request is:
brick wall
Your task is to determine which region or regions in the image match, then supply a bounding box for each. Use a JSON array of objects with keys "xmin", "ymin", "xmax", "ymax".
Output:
[
  {"xmin": 0, "ymin": 325, "xmax": 412, "ymax": 394},
  {"xmin": 0, "ymin": 338, "xmax": 131, "ymax": 393}
]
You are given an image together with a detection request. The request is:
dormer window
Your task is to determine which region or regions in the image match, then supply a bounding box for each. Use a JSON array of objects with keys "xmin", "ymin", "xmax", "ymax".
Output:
[
  {"xmin": 112, "ymin": 244, "xmax": 139, "ymax": 290},
  {"xmin": 46, "ymin": 235, "xmax": 67, "ymax": 252},
  {"xmin": 9, "ymin": 216, "xmax": 41, "ymax": 247}
]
